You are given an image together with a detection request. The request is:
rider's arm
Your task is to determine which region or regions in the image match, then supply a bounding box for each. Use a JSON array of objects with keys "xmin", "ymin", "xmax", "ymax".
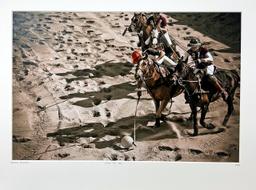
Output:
[{"xmin": 199, "ymin": 52, "xmax": 213, "ymax": 66}]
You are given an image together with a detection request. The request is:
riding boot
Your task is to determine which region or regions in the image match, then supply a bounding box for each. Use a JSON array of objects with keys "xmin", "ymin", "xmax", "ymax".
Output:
[{"xmin": 208, "ymin": 75, "xmax": 228, "ymax": 101}]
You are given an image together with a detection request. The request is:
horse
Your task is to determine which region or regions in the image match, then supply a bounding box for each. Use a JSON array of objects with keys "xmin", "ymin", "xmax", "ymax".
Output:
[
  {"xmin": 136, "ymin": 55, "xmax": 183, "ymax": 127},
  {"xmin": 127, "ymin": 13, "xmax": 154, "ymax": 51},
  {"xmin": 127, "ymin": 13, "xmax": 179, "ymax": 60},
  {"xmin": 173, "ymin": 60, "xmax": 240, "ymax": 136}
]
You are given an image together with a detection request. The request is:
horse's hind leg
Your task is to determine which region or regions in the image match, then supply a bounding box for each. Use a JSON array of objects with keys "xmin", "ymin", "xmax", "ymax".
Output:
[
  {"xmin": 223, "ymin": 96, "xmax": 234, "ymax": 126},
  {"xmin": 153, "ymin": 100, "xmax": 160, "ymax": 127}
]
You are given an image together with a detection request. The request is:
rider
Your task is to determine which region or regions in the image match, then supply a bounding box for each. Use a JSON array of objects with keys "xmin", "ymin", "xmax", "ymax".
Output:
[
  {"xmin": 146, "ymin": 13, "xmax": 173, "ymax": 49},
  {"xmin": 131, "ymin": 49, "xmax": 177, "ymax": 97},
  {"xmin": 183, "ymin": 38, "xmax": 228, "ymax": 101}
]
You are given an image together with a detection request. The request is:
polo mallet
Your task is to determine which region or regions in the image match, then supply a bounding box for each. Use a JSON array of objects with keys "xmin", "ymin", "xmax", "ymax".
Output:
[
  {"xmin": 133, "ymin": 94, "xmax": 140, "ymax": 146},
  {"xmin": 122, "ymin": 27, "xmax": 128, "ymax": 36}
]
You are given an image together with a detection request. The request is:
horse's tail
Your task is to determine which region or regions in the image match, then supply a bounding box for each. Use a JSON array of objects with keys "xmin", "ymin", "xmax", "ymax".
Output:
[
  {"xmin": 215, "ymin": 68, "xmax": 240, "ymax": 92},
  {"xmin": 231, "ymin": 69, "xmax": 240, "ymax": 87}
]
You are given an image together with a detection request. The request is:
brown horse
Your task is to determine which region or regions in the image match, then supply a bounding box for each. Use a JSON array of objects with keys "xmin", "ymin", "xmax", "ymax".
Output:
[
  {"xmin": 128, "ymin": 13, "xmax": 154, "ymax": 51},
  {"xmin": 173, "ymin": 60, "xmax": 240, "ymax": 136},
  {"xmin": 136, "ymin": 56, "xmax": 183, "ymax": 127}
]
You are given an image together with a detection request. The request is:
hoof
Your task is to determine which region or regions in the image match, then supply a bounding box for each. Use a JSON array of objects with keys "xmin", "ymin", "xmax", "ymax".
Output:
[
  {"xmin": 184, "ymin": 129, "xmax": 198, "ymax": 136},
  {"xmin": 154, "ymin": 123, "xmax": 160, "ymax": 128},
  {"xmin": 206, "ymin": 123, "xmax": 215, "ymax": 129},
  {"xmin": 160, "ymin": 115, "xmax": 167, "ymax": 122},
  {"xmin": 154, "ymin": 118, "xmax": 161, "ymax": 128},
  {"xmin": 222, "ymin": 119, "xmax": 228, "ymax": 126}
]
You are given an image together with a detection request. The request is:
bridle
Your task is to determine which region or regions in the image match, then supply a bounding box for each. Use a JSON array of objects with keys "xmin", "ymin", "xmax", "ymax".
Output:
[{"xmin": 174, "ymin": 61, "xmax": 201, "ymax": 97}]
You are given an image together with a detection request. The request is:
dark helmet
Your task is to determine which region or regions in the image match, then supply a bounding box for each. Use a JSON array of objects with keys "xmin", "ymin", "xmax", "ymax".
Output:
[{"xmin": 188, "ymin": 38, "xmax": 201, "ymax": 47}]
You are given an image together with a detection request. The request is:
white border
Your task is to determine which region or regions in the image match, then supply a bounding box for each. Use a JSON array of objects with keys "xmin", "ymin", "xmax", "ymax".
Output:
[{"xmin": 1, "ymin": 0, "xmax": 256, "ymax": 189}]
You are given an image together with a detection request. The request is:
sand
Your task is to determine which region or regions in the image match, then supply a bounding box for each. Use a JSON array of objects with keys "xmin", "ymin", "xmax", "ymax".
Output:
[{"xmin": 13, "ymin": 12, "xmax": 240, "ymax": 161}]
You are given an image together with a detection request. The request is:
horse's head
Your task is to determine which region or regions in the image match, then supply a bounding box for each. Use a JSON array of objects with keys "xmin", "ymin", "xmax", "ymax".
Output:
[
  {"xmin": 128, "ymin": 13, "xmax": 147, "ymax": 33},
  {"xmin": 170, "ymin": 57, "xmax": 189, "ymax": 85},
  {"xmin": 138, "ymin": 56, "xmax": 160, "ymax": 81},
  {"xmin": 173, "ymin": 57, "xmax": 188, "ymax": 78}
]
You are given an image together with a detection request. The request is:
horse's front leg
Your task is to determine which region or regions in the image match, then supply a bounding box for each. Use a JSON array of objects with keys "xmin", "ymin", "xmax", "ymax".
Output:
[
  {"xmin": 155, "ymin": 99, "xmax": 169, "ymax": 128},
  {"xmin": 190, "ymin": 103, "xmax": 198, "ymax": 136},
  {"xmin": 200, "ymin": 104, "xmax": 208, "ymax": 128}
]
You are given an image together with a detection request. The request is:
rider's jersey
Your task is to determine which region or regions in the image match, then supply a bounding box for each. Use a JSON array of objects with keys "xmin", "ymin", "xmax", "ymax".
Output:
[
  {"xmin": 187, "ymin": 47, "xmax": 209, "ymax": 60},
  {"xmin": 147, "ymin": 14, "xmax": 168, "ymax": 28},
  {"xmin": 185, "ymin": 47, "xmax": 213, "ymax": 64},
  {"xmin": 184, "ymin": 46, "xmax": 215, "ymax": 75}
]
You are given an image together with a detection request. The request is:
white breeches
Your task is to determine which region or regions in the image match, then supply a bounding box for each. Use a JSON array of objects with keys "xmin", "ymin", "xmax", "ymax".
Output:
[
  {"xmin": 156, "ymin": 55, "xmax": 177, "ymax": 67},
  {"xmin": 206, "ymin": 64, "xmax": 215, "ymax": 75}
]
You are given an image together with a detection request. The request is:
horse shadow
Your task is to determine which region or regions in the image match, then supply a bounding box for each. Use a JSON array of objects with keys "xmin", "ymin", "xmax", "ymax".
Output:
[
  {"xmin": 56, "ymin": 61, "xmax": 133, "ymax": 83},
  {"xmin": 59, "ymin": 81, "xmax": 151, "ymax": 108},
  {"xmin": 47, "ymin": 113, "xmax": 179, "ymax": 149}
]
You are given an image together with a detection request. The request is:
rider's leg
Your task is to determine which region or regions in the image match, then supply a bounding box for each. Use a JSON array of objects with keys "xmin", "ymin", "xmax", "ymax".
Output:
[
  {"xmin": 206, "ymin": 66, "xmax": 228, "ymax": 101},
  {"xmin": 156, "ymin": 55, "xmax": 177, "ymax": 73},
  {"xmin": 162, "ymin": 32, "xmax": 173, "ymax": 47},
  {"xmin": 157, "ymin": 55, "xmax": 177, "ymax": 67}
]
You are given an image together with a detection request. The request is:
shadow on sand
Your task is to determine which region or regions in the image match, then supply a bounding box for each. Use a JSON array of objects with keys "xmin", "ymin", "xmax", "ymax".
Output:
[
  {"xmin": 169, "ymin": 13, "xmax": 241, "ymax": 53},
  {"xmin": 56, "ymin": 61, "xmax": 134, "ymax": 83},
  {"xmin": 60, "ymin": 81, "xmax": 152, "ymax": 108},
  {"xmin": 47, "ymin": 113, "xmax": 179, "ymax": 149}
]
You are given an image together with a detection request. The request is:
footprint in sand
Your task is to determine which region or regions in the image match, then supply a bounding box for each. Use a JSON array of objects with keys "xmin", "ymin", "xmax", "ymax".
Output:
[
  {"xmin": 215, "ymin": 151, "xmax": 230, "ymax": 158},
  {"xmin": 223, "ymin": 58, "xmax": 231, "ymax": 63},
  {"xmin": 87, "ymin": 30, "xmax": 94, "ymax": 35},
  {"xmin": 56, "ymin": 153, "xmax": 70, "ymax": 159},
  {"xmin": 93, "ymin": 110, "xmax": 101, "ymax": 117},
  {"xmin": 82, "ymin": 25, "xmax": 91, "ymax": 28},
  {"xmin": 86, "ymin": 20, "xmax": 95, "ymax": 24},
  {"xmin": 189, "ymin": 148, "xmax": 203, "ymax": 155},
  {"xmin": 105, "ymin": 108, "xmax": 111, "ymax": 117},
  {"xmin": 158, "ymin": 146, "xmax": 174, "ymax": 151},
  {"xmin": 175, "ymin": 154, "xmax": 182, "ymax": 161}
]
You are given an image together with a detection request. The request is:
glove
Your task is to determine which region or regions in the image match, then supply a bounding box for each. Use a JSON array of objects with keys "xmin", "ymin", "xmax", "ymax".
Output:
[
  {"xmin": 137, "ymin": 90, "xmax": 142, "ymax": 97},
  {"xmin": 195, "ymin": 59, "xmax": 206, "ymax": 69},
  {"xmin": 195, "ymin": 59, "xmax": 201, "ymax": 64}
]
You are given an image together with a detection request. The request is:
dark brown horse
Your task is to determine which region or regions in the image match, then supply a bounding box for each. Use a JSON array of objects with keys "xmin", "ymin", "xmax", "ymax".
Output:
[
  {"xmin": 173, "ymin": 60, "xmax": 240, "ymax": 136},
  {"xmin": 136, "ymin": 56, "xmax": 183, "ymax": 127}
]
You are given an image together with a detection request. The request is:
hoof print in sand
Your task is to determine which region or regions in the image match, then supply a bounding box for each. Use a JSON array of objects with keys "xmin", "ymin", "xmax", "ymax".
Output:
[
  {"xmin": 56, "ymin": 153, "xmax": 70, "ymax": 159},
  {"xmin": 215, "ymin": 151, "xmax": 230, "ymax": 158},
  {"xmin": 189, "ymin": 148, "xmax": 203, "ymax": 155},
  {"xmin": 158, "ymin": 146, "xmax": 173, "ymax": 151},
  {"xmin": 93, "ymin": 110, "xmax": 101, "ymax": 117},
  {"xmin": 175, "ymin": 154, "xmax": 182, "ymax": 161}
]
